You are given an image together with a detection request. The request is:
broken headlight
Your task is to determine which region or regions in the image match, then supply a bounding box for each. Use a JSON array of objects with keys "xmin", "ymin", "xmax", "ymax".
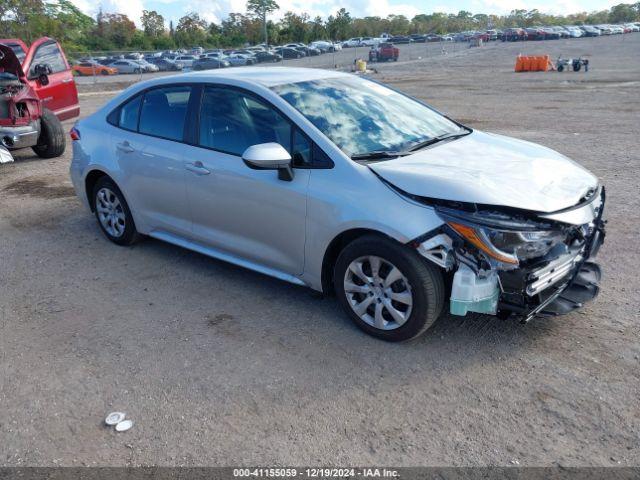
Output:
[
  {"xmin": 485, "ymin": 230, "xmax": 565, "ymax": 261},
  {"xmin": 437, "ymin": 208, "xmax": 564, "ymax": 265}
]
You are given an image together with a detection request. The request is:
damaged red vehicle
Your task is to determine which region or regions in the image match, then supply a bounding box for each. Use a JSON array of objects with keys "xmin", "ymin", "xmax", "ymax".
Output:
[{"xmin": 0, "ymin": 37, "xmax": 79, "ymax": 162}]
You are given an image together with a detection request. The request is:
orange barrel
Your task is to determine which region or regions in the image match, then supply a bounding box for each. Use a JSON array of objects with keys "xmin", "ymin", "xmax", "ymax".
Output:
[
  {"xmin": 531, "ymin": 55, "xmax": 540, "ymax": 71},
  {"xmin": 522, "ymin": 56, "xmax": 531, "ymax": 71},
  {"xmin": 542, "ymin": 54, "xmax": 551, "ymax": 71},
  {"xmin": 515, "ymin": 55, "xmax": 523, "ymax": 72}
]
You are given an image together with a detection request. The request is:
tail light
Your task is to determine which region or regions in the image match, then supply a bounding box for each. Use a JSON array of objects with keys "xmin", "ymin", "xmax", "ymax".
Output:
[{"xmin": 70, "ymin": 127, "xmax": 80, "ymax": 141}]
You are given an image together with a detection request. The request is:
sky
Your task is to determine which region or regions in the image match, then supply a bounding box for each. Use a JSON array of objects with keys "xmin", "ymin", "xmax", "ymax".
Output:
[{"xmin": 68, "ymin": 0, "xmax": 624, "ymax": 27}]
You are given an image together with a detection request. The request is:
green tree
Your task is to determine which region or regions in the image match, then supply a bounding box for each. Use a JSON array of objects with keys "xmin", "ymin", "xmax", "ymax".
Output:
[
  {"xmin": 609, "ymin": 3, "xmax": 637, "ymax": 21},
  {"xmin": 97, "ymin": 13, "xmax": 136, "ymax": 49},
  {"xmin": 326, "ymin": 8, "xmax": 351, "ymax": 40},
  {"xmin": 308, "ymin": 16, "xmax": 326, "ymax": 40},
  {"xmin": 246, "ymin": 0, "xmax": 279, "ymax": 45},
  {"xmin": 175, "ymin": 12, "xmax": 208, "ymax": 47},
  {"xmin": 141, "ymin": 10, "xmax": 165, "ymax": 37},
  {"xmin": 279, "ymin": 11, "xmax": 309, "ymax": 43}
]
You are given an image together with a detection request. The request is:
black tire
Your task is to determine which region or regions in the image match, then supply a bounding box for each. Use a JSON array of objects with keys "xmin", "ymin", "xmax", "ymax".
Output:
[
  {"xmin": 334, "ymin": 234, "xmax": 445, "ymax": 342},
  {"xmin": 557, "ymin": 64, "xmax": 564, "ymax": 72},
  {"xmin": 101, "ymin": 69, "xmax": 109, "ymax": 75},
  {"xmin": 32, "ymin": 109, "xmax": 65, "ymax": 158},
  {"xmin": 92, "ymin": 177, "xmax": 140, "ymax": 246}
]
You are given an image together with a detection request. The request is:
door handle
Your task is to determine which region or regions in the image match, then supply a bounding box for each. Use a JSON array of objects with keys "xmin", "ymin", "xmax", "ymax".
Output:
[
  {"xmin": 116, "ymin": 141, "xmax": 135, "ymax": 153},
  {"xmin": 185, "ymin": 161, "xmax": 210, "ymax": 175}
]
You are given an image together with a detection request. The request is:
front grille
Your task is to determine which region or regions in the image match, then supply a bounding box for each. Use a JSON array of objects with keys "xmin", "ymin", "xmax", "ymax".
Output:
[{"xmin": 526, "ymin": 253, "xmax": 582, "ymax": 296}]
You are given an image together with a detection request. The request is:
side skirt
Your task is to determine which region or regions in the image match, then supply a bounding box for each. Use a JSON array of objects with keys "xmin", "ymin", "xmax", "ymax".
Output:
[{"xmin": 149, "ymin": 230, "xmax": 307, "ymax": 287}]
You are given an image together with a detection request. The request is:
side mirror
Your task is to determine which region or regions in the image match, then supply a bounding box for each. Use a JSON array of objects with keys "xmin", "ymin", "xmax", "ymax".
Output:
[
  {"xmin": 33, "ymin": 63, "xmax": 52, "ymax": 85},
  {"xmin": 242, "ymin": 143, "xmax": 294, "ymax": 181}
]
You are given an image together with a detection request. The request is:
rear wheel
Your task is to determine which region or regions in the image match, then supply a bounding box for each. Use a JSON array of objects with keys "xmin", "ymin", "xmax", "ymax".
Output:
[
  {"xmin": 334, "ymin": 235, "xmax": 444, "ymax": 341},
  {"xmin": 101, "ymin": 69, "xmax": 109, "ymax": 75},
  {"xmin": 92, "ymin": 177, "xmax": 140, "ymax": 246},
  {"xmin": 32, "ymin": 109, "xmax": 65, "ymax": 159}
]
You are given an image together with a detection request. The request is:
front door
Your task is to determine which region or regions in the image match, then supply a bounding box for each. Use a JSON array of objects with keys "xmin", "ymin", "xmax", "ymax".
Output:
[
  {"xmin": 183, "ymin": 86, "xmax": 309, "ymax": 276},
  {"xmin": 25, "ymin": 39, "xmax": 79, "ymax": 120}
]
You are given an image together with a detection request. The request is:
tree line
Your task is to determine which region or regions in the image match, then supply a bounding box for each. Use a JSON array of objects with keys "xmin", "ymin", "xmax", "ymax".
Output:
[{"xmin": 1, "ymin": 0, "xmax": 639, "ymax": 54}]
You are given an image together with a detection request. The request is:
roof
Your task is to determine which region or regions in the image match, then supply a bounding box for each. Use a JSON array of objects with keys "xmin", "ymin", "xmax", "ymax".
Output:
[{"xmin": 180, "ymin": 66, "xmax": 350, "ymax": 87}]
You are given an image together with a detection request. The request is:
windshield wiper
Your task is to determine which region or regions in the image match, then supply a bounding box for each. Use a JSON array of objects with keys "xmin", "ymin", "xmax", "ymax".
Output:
[
  {"xmin": 408, "ymin": 129, "xmax": 471, "ymax": 152},
  {"xmin": 350, "ymin": 150, "xmax": 411, "ymax": 161},
  {"xmin": 350, "ymin": 128, "xmax": 472, "ymax": 161}
]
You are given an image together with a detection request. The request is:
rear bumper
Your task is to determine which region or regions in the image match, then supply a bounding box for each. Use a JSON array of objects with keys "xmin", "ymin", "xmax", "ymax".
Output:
[{"xmin": 0, "ymin": 121, "xmax": 40, "ymax": 149}]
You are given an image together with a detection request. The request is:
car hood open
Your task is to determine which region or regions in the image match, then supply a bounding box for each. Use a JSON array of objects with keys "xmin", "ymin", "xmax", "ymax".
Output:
[
  {"xmin": 0, "ymin": 43, "xmax": 26, "ymax": 79},
  {"xmin": 368, "ymin": 130, "xmax": 598, "ymax": 213}
]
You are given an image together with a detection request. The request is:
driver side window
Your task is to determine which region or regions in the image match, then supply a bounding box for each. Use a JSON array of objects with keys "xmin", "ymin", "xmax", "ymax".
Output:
[
  {"xmin": 29, "ymin": 42, "xmax": 67, "ymax": 77},
  {"xmin": 198, "ymin": 87, "xmax": 291, "ymax": 156}
]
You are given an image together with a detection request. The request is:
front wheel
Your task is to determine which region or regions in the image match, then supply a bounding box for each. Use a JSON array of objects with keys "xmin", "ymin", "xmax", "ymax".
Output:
[{"xmin": 334, "ymin": 235, "xmax": 444, "ymax": 341}]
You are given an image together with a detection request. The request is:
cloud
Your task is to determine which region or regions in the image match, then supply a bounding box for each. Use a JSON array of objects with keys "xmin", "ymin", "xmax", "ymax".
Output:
[
  {"xmin": 68, "ymin": 0, "xmax": 620, "ymax": 26},
  {"xmin": 71, "ymin": 0, "xmax": 146, "ymax": 25},
  {"xmin": 177, "ymin": 0, "xmax": 421, "ymax": 22}
]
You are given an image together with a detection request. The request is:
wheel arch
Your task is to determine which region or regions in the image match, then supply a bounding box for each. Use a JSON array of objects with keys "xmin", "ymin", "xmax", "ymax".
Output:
[
  {"xmin": 85, "ymin": 170, "xmax": 110, "ymax": 211},
  {"xmin": 321, "ymin": 228, "xmax": 398, "ymax": 295}
]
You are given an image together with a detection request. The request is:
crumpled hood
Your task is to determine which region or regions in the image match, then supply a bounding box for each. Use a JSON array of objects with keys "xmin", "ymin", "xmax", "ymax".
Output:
[
  {"xmin": 0, "ymin": 43, "xmax": 25, "ymax": 79},
  {"xmin": 369, "ymin": 130, "xmax": 598, "ymax": 213}
]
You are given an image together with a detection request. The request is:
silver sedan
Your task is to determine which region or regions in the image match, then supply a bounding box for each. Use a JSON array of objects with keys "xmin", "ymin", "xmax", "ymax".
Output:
[{"xmin": 69, "ymin": 67, "xmax": 605, "ymax": 341}]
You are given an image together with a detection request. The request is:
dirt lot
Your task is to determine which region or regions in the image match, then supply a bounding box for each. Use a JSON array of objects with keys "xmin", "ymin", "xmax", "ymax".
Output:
[{"xmin": 1, "ymin": 34, "xmax": 639, "ymax": 467}]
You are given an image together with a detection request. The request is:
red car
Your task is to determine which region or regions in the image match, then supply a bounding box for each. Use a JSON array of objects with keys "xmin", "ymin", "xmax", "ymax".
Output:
[
  {"xmin": 0, "ymin": 37, "xmax": 79, "ymax": 161},
  {"xmin": 369, "ymin": 43, "xmax": 399, "ymax": 62}
]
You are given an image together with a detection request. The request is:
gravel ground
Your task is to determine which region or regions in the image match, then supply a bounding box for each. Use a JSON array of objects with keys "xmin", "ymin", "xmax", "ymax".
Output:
[{"xmin": 1, "ymin": 34, "xmax": 639, "ymax": 467}]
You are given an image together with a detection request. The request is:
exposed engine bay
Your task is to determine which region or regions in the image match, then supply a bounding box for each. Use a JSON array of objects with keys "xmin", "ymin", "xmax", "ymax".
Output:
[
  {"xmin": 408, "ymin": 187, "xmax": 606, "ymax": 322},
  {"xmin": 0, "ymin": 46, "xmax": 43, "ymax": 158}
]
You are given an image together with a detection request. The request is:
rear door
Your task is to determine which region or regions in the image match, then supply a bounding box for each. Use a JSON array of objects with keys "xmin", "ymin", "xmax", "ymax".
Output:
[
  {"xmin": 24, "ymin": 38, "xmax": 79, "ymax": 120},
  {"xmin": 110, "ymin": 85, "xmax": 193, "ymax": 236}
]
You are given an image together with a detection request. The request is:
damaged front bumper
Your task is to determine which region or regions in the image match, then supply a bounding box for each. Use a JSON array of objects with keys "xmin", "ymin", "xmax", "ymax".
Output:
[
  {"xmin": 412, "ymin": 187, "xmax": 606, "ymax": 322},
  {"xmin": 499, "ymin": 195, "xmax": 606, "ymax": 322}
]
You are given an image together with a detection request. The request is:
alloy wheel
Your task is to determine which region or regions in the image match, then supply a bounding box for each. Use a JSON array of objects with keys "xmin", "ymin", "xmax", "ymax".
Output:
[
  {"xmin": 343, "ymin": 255, "xmax": 413, "ymax": 330},
  {"xmin": 96, "ymin": 187, "xmax": 126, "ymax": 238}
]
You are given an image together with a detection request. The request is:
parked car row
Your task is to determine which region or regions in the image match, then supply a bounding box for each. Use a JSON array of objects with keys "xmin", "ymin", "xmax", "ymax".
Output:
[
  {"xmin": 71, "ymin": 22, "xmax": 640, "ymax": 76},
  {"xmin": 501, "ymin": 23, "xmax": 639, "ymax": 41}
]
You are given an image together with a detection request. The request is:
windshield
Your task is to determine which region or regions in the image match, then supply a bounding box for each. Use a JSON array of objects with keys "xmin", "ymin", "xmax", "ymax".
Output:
[{"xmin": 272, "ymin": 75, "xmax": 462, "ymax": 157}]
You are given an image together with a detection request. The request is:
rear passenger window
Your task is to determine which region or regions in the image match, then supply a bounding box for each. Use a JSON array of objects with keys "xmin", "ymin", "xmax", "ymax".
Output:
[
  {"xmin": 118, "ymin": 95, "xmax": 142, "ymax": 131},
  {"xmin": 139, "ymin": 86, "xmax": 191, "ymax": 141}
]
